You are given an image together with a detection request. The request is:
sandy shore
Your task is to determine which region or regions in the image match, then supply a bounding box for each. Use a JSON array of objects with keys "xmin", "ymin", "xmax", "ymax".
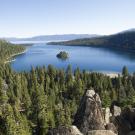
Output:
[
  {"xmin": 87, "ymin": 71, "xmax": 120, "ymax": 78},
  {"xmin": 104, "ymin": 73, "xmax": 120, "ymax": 78}
]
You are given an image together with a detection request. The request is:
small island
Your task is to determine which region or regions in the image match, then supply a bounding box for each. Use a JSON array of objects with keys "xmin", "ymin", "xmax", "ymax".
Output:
[{"xmin": 56, "ymin": 51, "xmax": 69, "ymax": 60}]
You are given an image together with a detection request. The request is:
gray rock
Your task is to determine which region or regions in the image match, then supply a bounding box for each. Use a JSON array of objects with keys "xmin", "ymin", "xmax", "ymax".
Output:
[
  {"xmin": 111, "ymin": 105, "xmax": 121, "ymax": 117},
  {"xmin": 47, "ymin": 126, "xmax": 83, "ymax": 135},
  {"xmin": 73, "ymin": 89, "xmax": 105, "ymax": 135},
  {"xmin": 71, "ymin": 126, "xmax": 83, "ymax": 135},
  {"xmin": 87, "ymin": 130, "xmax": 117, "ymax": 135},
  {"xmin": 105, "ymin": 123, "xmax": 117, "ymax": 134},
  {"xmin": 114, "ymin": 108, "xmax": 135, "ymax": 135},
  {"xmin": 104, "ymin": 107, "xmax": 112, "ymax": 125}
]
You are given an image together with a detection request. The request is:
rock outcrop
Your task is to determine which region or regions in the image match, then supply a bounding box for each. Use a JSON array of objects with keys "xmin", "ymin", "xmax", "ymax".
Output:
[
  {"xmin": 47, "ymin": 89, "xmax": 135, "ymax": 135},
  {"xmin": 73, "ymin": 90, "xmax": 105, "ymax": 135},
  {"xmin": 106, "ymin": 123, "xmax": 117, "ymax": 134},
  {"xmin": 104, "ymin": 107, "xmax": 112, "ymax": 125},
  {"xmin": 47, "ymin": 89, "xmax": 117, "ymax": 135},
  {"xmin": 87, "ymin": 130, "xmax": 116, "ymax": 135},
  {"xmin": 114, "ymin": 108, "xmax": 135, "ymax": 135},
  {"xmin": 47, "ymin": 126, "xmax": 83, "ymax": 135},
  {"xmin": 111, "ymin": 105, "xmax": 121, "ymax": 117}
]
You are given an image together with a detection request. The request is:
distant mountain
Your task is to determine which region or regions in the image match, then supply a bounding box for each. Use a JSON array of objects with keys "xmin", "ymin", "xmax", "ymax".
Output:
[
  {"xmin": 3, "ymin": 34, "xmax": 99, "ymax": 42},
  {"xmin": 47, "ymin": 31, "xmax": 135, "ymax": 50}
]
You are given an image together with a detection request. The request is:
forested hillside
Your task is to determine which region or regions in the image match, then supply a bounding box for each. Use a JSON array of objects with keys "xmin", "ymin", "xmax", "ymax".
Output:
[
  {"xmin": 1, "ymin": 39, "xmax": 135, "ymax": 135},
  {"xmin": 48, "ymin": 31, "xmax": 135, "ymax": 50},
  {"xmin": 0, "ymin": 63, "xmax": 135, "ymax": 135},
  {"xmin": 0, "ymin": 40, "xmax": 25, "ymax": 63}
]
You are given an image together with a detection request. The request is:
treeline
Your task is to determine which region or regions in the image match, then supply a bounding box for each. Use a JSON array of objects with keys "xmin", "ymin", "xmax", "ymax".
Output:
[
  {"xmin": 0, "ymin": 40, "xmax": 25, "ymax": 63},
  {"xmin": 0, "ymin": 64, "xmax": 135, "ymax": 135},
  {"xmin": 48, "ymin": 31, "xmax": 135, "ymax": 50}
]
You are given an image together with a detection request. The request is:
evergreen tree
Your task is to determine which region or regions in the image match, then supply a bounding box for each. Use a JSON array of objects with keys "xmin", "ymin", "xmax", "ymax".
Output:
[{"xmin": 122, "ymin": 66, "xmax": 129, "ymax": 77}]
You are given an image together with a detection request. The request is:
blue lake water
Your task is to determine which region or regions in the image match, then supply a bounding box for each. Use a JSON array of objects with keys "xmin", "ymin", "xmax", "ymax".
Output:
[{"xmin": 11, "ymin": 42, "xmax": 135, "ymax": 73}]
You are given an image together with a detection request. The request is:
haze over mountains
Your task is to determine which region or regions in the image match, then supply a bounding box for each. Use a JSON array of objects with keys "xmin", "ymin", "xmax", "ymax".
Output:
[
  {"xmin": 1, "ymin": 28, "xmax": 135, "ymax": 46},
  {"xmin": 1, "ymin": 28, "xmax": 134, "ymax": 42},
  {"xmin": 2, "ymin": 34, "xmax": 99, "ymax": 42}
]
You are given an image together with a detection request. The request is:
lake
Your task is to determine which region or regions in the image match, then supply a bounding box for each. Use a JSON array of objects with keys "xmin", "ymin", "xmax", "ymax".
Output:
[{"xmin": 11, "ymin": 42, "xmax": 135, "ymax": 73}]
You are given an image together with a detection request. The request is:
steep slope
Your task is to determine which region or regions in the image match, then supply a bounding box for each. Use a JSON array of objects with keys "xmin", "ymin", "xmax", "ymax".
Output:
[
  {"xmin": 0, "ymin": 40, "xmax": 25, "ymax": 63},
  {"xmin": 73, "ymin": 90, "xmax": 105, "ymax": 134}
]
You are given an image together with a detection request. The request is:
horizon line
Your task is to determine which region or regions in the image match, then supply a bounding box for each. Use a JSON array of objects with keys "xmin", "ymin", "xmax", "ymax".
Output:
[{"xmin": 1, "ymin": 28, "xmax": 135, "ymax": 38}]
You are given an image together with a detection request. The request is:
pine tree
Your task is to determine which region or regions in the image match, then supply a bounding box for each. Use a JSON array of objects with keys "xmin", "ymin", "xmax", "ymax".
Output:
[
  {"xmin": 101, "ymin": 91, "xmax": 111, "ymax": 107},
  {"xmin": 122, "ymin": 66, "xmax": 128, "ymax": 77},
  {"xmin": 127, "ymin": 80, "xmax": 135, "ymax": 105}
]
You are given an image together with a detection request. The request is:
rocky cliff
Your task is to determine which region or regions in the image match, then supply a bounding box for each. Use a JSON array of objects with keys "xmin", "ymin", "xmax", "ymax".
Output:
[
  {"xmin": 73, "ymin": 90, "xmax": 105, "ymax": 134},
  {"xmin": 47, "ymin": 89, "xmax": 135, "ymax": 135}
]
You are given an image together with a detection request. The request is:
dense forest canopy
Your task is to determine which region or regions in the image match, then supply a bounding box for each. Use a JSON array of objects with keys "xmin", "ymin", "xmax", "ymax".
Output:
[
  {"xmin": 1, "ymin": 63, "xmax": 135, "ymax": 135},
  {"xmin": 48, "ymin": 31, "xmax": 135, "ymax": 50},
  {"xmin": 1, "ymin": 39, "xmax": 135, "ymax": 135}
]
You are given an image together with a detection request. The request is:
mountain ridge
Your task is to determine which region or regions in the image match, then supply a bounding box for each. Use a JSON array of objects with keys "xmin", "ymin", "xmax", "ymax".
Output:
[
  {"xmin": 1, "ymin": 34, "xmax": 99, "ymax": 42},
  {"xmin": 47, "ymin": 31, "xmax": 135, "ymax": 50}
]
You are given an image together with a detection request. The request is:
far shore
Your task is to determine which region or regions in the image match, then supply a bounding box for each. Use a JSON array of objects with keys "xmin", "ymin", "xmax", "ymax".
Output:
[
  {"xmin": 104, "ymin": 72, "xmax": 120, "ymax": 78},
  {"xmin": 4, "ymin": 49, "xmax": 27, "ymax": 64},
  {"xmin": 86, "ymin": 71, "xmax": 120, "ymax": 78}
]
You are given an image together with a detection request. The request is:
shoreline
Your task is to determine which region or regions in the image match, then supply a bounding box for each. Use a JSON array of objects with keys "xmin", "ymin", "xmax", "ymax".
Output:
[
  {"xmin": 99, "ymin": 71, "xmax": 121, "ymax": 78},
  {"xmin": 4, "ymin": 49, "xmax": 27, "ymax": 64},
  {"xmin": 86, "ymin": 70, "xmax": 120, "ymax": 78},
  {"xmin": 104, "ymin": 73, "xmax": 120, "ymax": 78},
  {"xmin": 3, "ymin": 48, "xmax": 122, "ymax": 78},
  {"xmin": 92, "ymin": 71, "xmax": 120, "ymax": 78}
]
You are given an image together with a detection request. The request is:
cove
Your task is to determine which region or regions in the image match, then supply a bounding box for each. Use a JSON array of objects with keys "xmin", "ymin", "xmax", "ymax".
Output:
[{"xmin": 11, "ymin": 42, "xmax": 135, "ymax": 73}]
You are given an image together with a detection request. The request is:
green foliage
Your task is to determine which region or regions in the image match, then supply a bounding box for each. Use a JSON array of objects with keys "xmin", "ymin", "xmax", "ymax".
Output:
[
  {"xmin": 0, "ymin": 40, "xmax": 25, "ymax": 63},
  {"xmin": 122, "ymin": 66, "xmax": 129, "ymax": 77},
  {"xmin": 101, "ymin": 91, "xmax": 111, "ymax": 107},
  {"xmin": 1, "ymin": 64, "xmax": 135, "ymax": 135},
  {"xmin": 0, "ymin": 42, "xmax": 135, "ymax": 134}
]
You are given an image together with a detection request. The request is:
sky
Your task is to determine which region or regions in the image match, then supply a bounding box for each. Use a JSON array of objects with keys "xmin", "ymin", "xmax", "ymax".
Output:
[{"xmin": 0, "ymin": 0, "xmax": 135, "ymax": 37}]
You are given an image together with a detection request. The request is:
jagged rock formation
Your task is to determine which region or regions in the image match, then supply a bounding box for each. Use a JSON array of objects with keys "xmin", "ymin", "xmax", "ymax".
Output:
[
  {"xmin": 73, "ymin": 90, "xmax": 105, "ymax": 135},
  {"xmin": 47, "ymin": 89, "xmax": 135, "ymax": 135},
  {"xmin": 47, "ymin": 89, "xmax": 117, "ymax": 135}
]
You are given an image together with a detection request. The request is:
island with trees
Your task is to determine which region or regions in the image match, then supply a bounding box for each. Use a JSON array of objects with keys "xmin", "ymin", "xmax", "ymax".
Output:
[{"xmin": 56, "ymin": 51, "xmax": 69, "ymax": 60}]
